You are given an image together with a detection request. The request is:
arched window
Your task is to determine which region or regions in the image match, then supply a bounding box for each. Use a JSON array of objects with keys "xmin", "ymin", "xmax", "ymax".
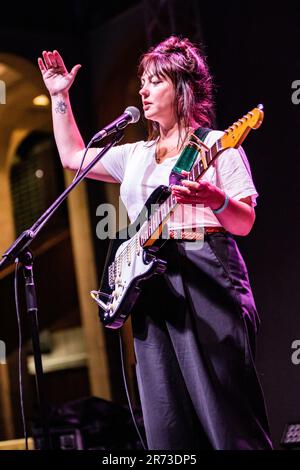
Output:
[{"xmin": 10, "ymin": 131, "xmax": 68, "ymax": 238}]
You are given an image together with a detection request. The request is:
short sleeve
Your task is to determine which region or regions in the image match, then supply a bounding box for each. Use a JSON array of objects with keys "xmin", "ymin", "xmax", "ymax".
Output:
[
  {"xmin": 99, "ymin": 143, "xmax": 135, "ymax": 183},
  {"xmin": 215, "ymin": 145, "xmax": 259, "ymax": 207}
]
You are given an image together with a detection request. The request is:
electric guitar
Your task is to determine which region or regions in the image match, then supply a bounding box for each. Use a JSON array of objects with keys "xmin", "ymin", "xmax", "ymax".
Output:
[{"xmin": 91, "ymin": 105, "xmax": 264, "ymax": 329}]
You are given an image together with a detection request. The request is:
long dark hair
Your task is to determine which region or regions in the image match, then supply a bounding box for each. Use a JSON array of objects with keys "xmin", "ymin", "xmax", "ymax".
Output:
[{"xmin": 138, "ymin": 35, "xmax": 215, "ymax": 142}]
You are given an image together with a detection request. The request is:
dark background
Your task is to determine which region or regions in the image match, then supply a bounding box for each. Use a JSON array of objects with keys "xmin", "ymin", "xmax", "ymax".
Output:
[{"xmin": 0, "ymin": 0, "xmax": 299, "ymax": 449}]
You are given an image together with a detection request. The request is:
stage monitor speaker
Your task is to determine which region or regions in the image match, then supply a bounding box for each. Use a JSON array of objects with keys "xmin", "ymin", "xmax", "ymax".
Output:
[{"xmin": 31, "ymin": 396, "xmax": 144, "ymax": 450}]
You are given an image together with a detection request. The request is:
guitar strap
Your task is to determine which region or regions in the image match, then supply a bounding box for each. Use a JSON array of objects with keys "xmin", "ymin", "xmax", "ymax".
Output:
[{"xmin": 169, "ymin": 127, "xmax": 211, "ymax": 186}]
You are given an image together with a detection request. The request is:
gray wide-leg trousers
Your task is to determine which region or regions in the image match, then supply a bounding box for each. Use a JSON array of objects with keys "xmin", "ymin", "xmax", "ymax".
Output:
[{"xmin": 131, "ymin": 233, "xmax": 273, "ymax": 450}]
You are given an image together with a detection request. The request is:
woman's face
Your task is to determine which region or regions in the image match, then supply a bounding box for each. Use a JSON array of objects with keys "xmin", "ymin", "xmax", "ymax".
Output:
[{"xmin": 139, "ymin": 69, "xmax": 176, "ymax": 126}]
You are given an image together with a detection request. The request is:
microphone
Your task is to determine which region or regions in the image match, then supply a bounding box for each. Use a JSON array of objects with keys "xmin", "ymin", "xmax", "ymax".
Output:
[{"xmin": 92, "ymin": 106, "xmax": 140, "ymax": 142}]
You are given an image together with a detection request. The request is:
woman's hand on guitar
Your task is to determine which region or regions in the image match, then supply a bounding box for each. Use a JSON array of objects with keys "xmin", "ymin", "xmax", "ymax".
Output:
[{"xmin": 171, "ymin": 170, "xmax": 225, "ymax": 210}]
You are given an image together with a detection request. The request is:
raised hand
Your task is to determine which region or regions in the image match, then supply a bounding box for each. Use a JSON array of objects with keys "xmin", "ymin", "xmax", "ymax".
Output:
[{"xmin": 38, "ymin": 50, "xmax": 81, "ymax": 96}]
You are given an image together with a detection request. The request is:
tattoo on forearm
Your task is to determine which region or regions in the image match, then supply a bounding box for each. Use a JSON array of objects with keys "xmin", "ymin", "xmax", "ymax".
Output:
[{"xmin": 55, "ymin": 100, "xmax": 67, "ymax": 114}]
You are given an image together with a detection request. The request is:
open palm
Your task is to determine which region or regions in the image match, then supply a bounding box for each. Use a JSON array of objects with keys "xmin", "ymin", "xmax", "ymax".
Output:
[{"xmin": 38, "ymin": 50, "xmax": 81, "ymax": 96}]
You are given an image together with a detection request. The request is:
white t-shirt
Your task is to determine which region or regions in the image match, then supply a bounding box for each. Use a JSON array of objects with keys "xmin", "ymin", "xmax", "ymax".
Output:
[{"xmin": 100, "ymin": 130, "xmax": 258, "ymax": 229}]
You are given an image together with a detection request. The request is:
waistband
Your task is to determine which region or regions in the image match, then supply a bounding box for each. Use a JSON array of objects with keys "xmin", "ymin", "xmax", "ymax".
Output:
[{"xmin": 168, "ymin": 227, "xmax": 226, "ymax": 241}]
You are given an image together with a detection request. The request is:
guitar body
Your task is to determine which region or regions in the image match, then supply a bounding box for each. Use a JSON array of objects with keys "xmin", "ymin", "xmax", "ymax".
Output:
[{"xmin": 97, "ymin": 185, "xmax": 169, "ymax": 329}]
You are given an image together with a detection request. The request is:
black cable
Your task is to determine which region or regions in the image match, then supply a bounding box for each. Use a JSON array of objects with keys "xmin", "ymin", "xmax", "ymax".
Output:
[
  {"xmin": 76, "ymin": 135, "xmax": 147, "ymax": 448},
  {"xmin": 14, "ymin": 260, "xmax": 29, "ymax": 450},
  {"xmin": 72, "ymin": 140, "xmax": 94, "ymax": 182},
  {"xmin": 118, "ymin": 330, "xmax": 147, "ymax": 450}
]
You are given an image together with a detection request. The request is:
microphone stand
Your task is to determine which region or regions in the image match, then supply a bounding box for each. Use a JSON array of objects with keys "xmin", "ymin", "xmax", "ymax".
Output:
[{"xmin": 0, "ymin": 130, "xmax": 124, "ymax": 449}]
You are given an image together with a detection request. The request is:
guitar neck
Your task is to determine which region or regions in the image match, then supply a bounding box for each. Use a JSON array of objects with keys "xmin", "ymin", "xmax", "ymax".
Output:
[
  {"xmin": 139, "ymin": 137, "xmax": 227, "ymax": 246},
  {"xmin": 189, "ymin": 137, "xmax": 222, "ymax": 182},
  {"xmin": 139, "ymin": 105, "xmax": 264, "ymax": 247}
]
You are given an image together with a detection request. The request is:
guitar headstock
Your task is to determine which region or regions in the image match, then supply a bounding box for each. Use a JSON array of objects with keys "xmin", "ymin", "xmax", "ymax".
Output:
[{"xmin": 220, "ymin": 104, "xmax": 264, "ymax": 150}]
